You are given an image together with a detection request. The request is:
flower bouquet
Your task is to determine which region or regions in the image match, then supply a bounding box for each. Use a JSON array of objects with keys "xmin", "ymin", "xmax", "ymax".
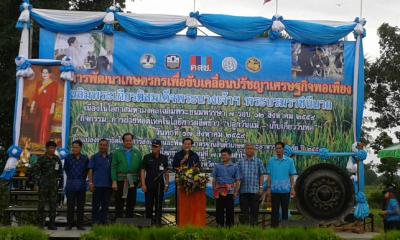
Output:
[{"xmin": 176, "ymin": 166, "xmax": 209, "ymax": 194}]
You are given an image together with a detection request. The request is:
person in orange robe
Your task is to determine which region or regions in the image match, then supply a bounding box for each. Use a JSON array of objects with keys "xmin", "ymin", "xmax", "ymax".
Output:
[{"xmin": 30, "ymin": 67, "xmax": 58, "ymax": 145}]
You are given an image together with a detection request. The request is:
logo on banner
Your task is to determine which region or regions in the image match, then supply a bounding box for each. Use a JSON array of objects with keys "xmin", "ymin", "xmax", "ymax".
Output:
[
  {"xmin": 140, "ymin": 54, "xmax": 156, "ymax": 69},
  {"xmin": 246, "ymin": 57, "xmax": 262, "ymax": 73},
  {"xmin": 166, "ymin": 55, "xmax": 181, "ymax": 70},
  {"xmin": 222, "ymin": 57, "xmax": 238, "ymax": 72},
  {"xmin": 190, "ymin": 56, "xmax": 213, "ymax": 72}
]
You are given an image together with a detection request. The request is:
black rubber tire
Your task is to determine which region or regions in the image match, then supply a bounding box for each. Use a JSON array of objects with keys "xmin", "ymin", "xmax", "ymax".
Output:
[{"xmin": 295, "ymin": 163, "xmax": 354, "ymax": 222}]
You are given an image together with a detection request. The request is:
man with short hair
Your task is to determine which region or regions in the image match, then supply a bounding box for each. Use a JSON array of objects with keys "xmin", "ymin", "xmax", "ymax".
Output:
[
  {"xmin": 238, "ymin": 144, "xmax": 265, "ymax": 225},
  {"xmin": 266, "ymin": 142, "xmax": 297, "ymax": 228},
  {"xmin": 64, "ymin": 139, "xmax": 89, "ymax": 230},
  {"xmin": 212, "ymin": 148, "xmax": 241, "ymax": 227},
  {"xmin": 112, "ymin": 133, "xmax": 142, "ymax": 218},
  {"xmin": 34, "ymin": 140, "xmax": 63, "ymax": 230},
  {"xmin": 88, "ymin": 139, "xmax": 112, "ymax": 225},
  {"xmin": 141, "ymin": 139, "xmax": 169, "ymax": 226},
  {"xmin": 172, "ymin": 138, "xmax": 201, "ymax": 169}
]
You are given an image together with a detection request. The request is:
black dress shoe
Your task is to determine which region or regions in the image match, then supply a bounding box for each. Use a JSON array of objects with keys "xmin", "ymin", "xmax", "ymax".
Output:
[
  {"xmin": 48, "ymin": 226, "xmax": 57, "ymax": 230},
  {"xmin": 65, "ymin": 226, "xmax": 73, "ymax": 230},
  {"xmin": 77, "ymin": 226, "xmax": 86, "ymax": 230}
]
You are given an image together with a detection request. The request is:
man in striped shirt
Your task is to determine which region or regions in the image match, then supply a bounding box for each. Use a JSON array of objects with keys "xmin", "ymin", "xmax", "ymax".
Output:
[{"xmin": 237, "ymin": 144, "xmax": 265, "ymax": 225}]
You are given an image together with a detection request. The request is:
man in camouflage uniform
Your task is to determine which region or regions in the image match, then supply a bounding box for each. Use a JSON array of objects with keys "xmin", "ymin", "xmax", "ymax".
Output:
[{"xmin": 33, "ymin": 141, "xmax": 63, "ymax": 230}]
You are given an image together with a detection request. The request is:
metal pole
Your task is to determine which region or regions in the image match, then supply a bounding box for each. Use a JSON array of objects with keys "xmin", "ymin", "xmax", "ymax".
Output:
[
  {"xmin": 352, "ymin": 35, "xmax": 361, "ymax": 142},
  {"xmin": 357, "ymin": 159, "xmax": 360, "ymax": 192},
  {"xmin": 194, "ymin": 0, "xmax": 196, "ymax": 12},
  {"xmin": 198, "ymin": 28, "xmax": 209, "ymax": 36},
  {"xmin": 276, "ymin": 0, "xmax": 279, "ymax": 15},
  {"xmin": 360, "ymin": 0, "xmax": 363, "ymax": 18}
]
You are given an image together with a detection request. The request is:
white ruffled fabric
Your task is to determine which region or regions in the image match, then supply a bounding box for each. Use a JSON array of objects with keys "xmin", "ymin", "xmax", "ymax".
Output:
[
  {"xmin": 103, "ymin": 11, "xmax": 115, "ymax": 25},
  {"xmin": 31, "ymin": 8, "xmax": 106, "ymax": 24},
  {"xmin": 4, "ymin": 157, "xmax": 18, "ymax": 171},
  {"xmin": 271, "ymin": 15, "xmax": 285, "ymax": 32},
  {"xmin": 18, "ymin": 2, "xmax": 30, "ymax": 24},
  {"xmin": 354, "ymin": 19, "xmax": 366, "ymax": 36},
  {"xmin": 117, "ymin": 12, "xmax": 187, "ymax": 26},
  {"xmin": 60, "ymin": 56, "xmax": 75, "ymax": 82},
  {"xmin": 60, "ymin": 71, "xmax": 74, "ymax": 82},
  {"xmin": 346, "ymin": 142, "xmax": 359, "ymax": 174},
  {"xmin": 15, "ymin": 57, "xmax": 34, "ymax": 78},
  {"xmin": 186, "ymin": 17, "xmax": 199, "ymax": 28}
]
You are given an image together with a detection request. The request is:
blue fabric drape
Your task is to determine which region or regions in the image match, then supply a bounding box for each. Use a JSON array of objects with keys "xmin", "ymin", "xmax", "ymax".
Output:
[
  {"xmin": 355, "ymin": 192, "xmax": 370, "ymax": 219},
  {"xmin": 198, "ymin": 14, "xmax": 272, "ymax": 41},
  {"xmin": 0, "ymin": 168, "xmax": 17, "ymax": 181},
  {"xmin": 16, "ymin": 1, "xmax": 32, "ymax": 30},
  {"xmin": 283, "ymin": 20, "xmax": 356, "ymax": 45},
  {"xmin": 29, "ymin": 8, "xmax": 361, "ymax": 45},
  {"xmin": 115, "ymin": 13, "xmax": 187, "ymax": 40},
  {"xmin": 356, "ymin": 39, "xmax": 365, "ymax": 141},
  {"xmin": 31, "ymin": 11, "xmax": 104, "ymax": 34}
]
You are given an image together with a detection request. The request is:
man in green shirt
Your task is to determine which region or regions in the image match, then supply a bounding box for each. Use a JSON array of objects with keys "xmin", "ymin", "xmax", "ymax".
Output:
[{"xmin": 112, "ymin": 133, "xmax": 142, "ymax": 218}]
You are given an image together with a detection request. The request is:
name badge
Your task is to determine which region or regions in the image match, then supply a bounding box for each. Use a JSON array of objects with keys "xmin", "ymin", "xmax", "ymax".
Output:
[{"xmin": 55, "ymin": 163, "xmax": 59, "ymax": 171}]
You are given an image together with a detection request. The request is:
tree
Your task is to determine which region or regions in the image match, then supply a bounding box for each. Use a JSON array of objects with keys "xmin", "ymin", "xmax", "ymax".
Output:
[
  {"xmin": 366, "ymin": 23, "xmax": 400, "ymax": 131},
  {"xmin": 370, "ymin": 131, "xmax": 400, "ymax": 188},
  {"xmin": 71, "ymin": 0, "xmax": 125, "ymax": 11},
  {"xmin": 370, "ymin": 131, "xmax": 394, "ymax": 154},
  {"xmin": 365, "ymin": 23, "xmax": 400, "ymax": 189},
  {"xmin": 364, "ymin": 163, "xmax": 379, "ymax": 186},
  {"xmin": 377, "ymin": 158, "xmax": 400, "ymax": 188},
  {"xmin": 0, "ymin": 0, "xmax": 126, "ymax": 147},
  {"xmin": 0, "ymin": 0, "xmax": 28, "ymax": 147}
]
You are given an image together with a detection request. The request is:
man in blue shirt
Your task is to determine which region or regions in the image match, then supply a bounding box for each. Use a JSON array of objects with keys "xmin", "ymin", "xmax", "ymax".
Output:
[
  {"xmin": 266, "ymin": 142, "xmax": 297, "ymax": 228},
  {"xmin": 64, "ymin": 140, "xmax": 89, "ymax": 230},
  {"xmin": 238, "ymin": 144, "xmax": 265, "ymax": 225},
  {"xmin": 88, "ymin": 139, "xmax": 112, "ymax": 225},
  {"xmin": 212, "ymin": 148, "xmax": 240, "ymax": 227}
]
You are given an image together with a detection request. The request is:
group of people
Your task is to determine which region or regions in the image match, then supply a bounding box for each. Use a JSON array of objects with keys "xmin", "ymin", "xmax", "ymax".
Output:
[
  {"xmin": 212, "ymin": 142, "xmax": 296, "ymax": 227},
  {"xmin": 22, "ymin": 132, "xmax": 400, "ymax": 232},
  {"xmin": 33, "ymin": 133, "xmax": 297, "ymax": 230},
  {"xmin": 293, "ymin": 43, "xmax": 343, "ymax": 80}
]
